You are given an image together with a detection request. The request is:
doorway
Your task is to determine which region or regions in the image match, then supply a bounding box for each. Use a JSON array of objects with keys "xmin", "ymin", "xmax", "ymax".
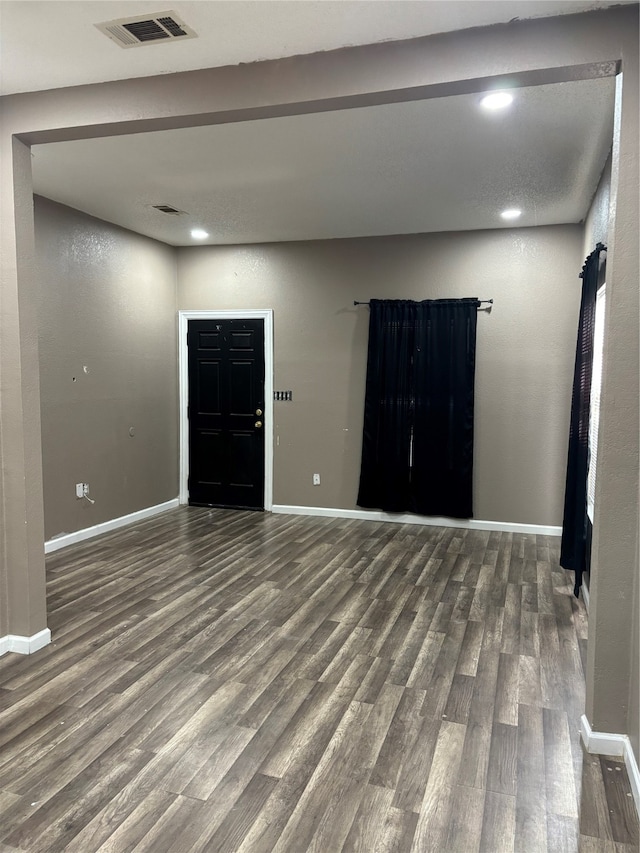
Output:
[{"xmin": 178, "ymin": 310, "xmax": 274, "ymax": 511}]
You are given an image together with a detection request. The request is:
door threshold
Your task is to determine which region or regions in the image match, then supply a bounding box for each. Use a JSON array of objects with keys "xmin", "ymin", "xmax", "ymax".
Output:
[{"xmin": 188, "ymin": 502, "xmax": 265, "ymax": 512}]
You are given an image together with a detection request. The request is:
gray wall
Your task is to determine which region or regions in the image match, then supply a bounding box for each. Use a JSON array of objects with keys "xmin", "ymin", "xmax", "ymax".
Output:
[
  {"xmin": 585, "ymin": 58, "xmax": 639, "ymax": 756},
  {"xmin": 579, "ymin": 155, "xmax": 638, "ymax": 753},
  {"xmin": 178, "ymin": 225, "xmax": 582, "ymax": 526},
  {"xmin": 582, "ymin": 152, "xmax": 611, "ymax": 258},
  {"xmin": 34, "ymin": 197, "xmax": 179, "ymax": 540},
  {"xmin": 630, "ymin": 532, "xmax": 639, "ymax": 760}
]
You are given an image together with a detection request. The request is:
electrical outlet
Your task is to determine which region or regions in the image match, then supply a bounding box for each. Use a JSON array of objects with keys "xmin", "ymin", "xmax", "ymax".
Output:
[
  {"xmin": 313, "ymin": 474, "xmax": 320, "ymax": 486},
  {"xmin": 75, "ymin": 483, "xmax": 89, "ymax": 498}
]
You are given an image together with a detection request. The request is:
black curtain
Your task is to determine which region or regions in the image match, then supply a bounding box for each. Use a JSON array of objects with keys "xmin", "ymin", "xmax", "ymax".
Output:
[
  {"xmin": 412, "ymin": 299, "xmax": 477, "ymax": 517},
  {"xmin": 357, "ymin": 298, "xmax": 478, "ymax": 518},
  {"xmin": 560, "ymin": 243, "xmax": 606, "ymax": 596},
  {"xmin": 357, "ymin": 300, "xmax": 415, "ymax": 513}
]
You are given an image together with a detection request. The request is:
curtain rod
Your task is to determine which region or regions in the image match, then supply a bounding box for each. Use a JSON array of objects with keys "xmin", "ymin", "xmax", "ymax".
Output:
[
  {"xmin": 579, "ymin": 242, "xmax": 607, "ymax": 279},
  {"xmin": 353, "ymin": 299, "xmax": 493, "ymax": 308}
]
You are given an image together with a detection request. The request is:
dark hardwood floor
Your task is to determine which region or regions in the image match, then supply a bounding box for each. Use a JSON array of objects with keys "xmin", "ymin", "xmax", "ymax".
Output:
[{"xmin": 0, "ymin": 508, "xmax": 637, "ymax": 851}]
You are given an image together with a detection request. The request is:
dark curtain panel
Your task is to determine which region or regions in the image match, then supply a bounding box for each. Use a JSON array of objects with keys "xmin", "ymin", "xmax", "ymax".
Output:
[
  {"xmin": 357, "ymin": 300, "xmax": 415, "ymax": 511},
  {"xmin": 357, "ymin": 297, "xmax": 478, "ymax": 518},
  {"xmin": 560, "ymin": 243, "xmax": 606, "ymax": 596},
  {"xmin": 412, "ymin": 299, "xmax": 478, "ymax": 518}
]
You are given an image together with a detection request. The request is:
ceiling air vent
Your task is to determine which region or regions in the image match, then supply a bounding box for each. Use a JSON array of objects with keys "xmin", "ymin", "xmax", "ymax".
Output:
[
  {"xmin": 150, "ymin": 204, "xmax": 187, "ymax": 215},
  {"xmin": 95, "ymin": 11, "xmax": 197, "ymax": 49}
]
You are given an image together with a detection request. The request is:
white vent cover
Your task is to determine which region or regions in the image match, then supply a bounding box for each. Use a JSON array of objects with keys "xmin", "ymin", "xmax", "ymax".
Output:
[
  {"xmin": 149, "ymin": 204, "xmax": 187, "ymax": 215},
  {"xmin": 95, "ymin": 11, "xmax": 197, "ymax": 48}
]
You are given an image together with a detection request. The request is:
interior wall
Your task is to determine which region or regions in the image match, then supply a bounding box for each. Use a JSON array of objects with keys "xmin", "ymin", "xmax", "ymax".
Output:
[
  {"xmin": 178, "ymin": 224, "xmax": 582, "ymax": 526},
  {"xmin": 586, "ymin": 58, "xmax": 640, "ymax": 751},
  {"xmin": 0, "ymin": 138, "xmax": 47, "ymax": 638},
  {"xmin": 582, "ymin": 151, "xmax": 612, "ymax": 258},
  {"xmin": 34, "ymin": 196, "xmax": 179, "ymax": 540},
  {"xmin": 630, "ymin": 530, "xmax": 639, "ymax": 761}
]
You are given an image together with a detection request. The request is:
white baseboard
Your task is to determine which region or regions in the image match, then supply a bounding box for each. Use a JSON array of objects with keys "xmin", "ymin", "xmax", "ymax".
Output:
[
  {"xmin": 580, "ymin": 714, "xmax": 640, "ymax": 818},
  {"xmin": 45, "ymin": 498, "xmax": 180, "ymax": 553},
  {"xmin": 0, "ymin": 628, "xmax": 51, "ymax": 657},
  {"xmin": 271, "ymin": 504, "xmax": 562, "ymax": 537}
]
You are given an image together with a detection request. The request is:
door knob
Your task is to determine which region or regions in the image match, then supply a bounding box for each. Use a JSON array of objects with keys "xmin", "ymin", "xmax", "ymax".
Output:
[
  {"xmin": 255, "ymin": 420, "xmax": 263, "ymax": 429},
  {"xmin": 256, "ymin": 408, "xmax": 263, "ymax": 416}
]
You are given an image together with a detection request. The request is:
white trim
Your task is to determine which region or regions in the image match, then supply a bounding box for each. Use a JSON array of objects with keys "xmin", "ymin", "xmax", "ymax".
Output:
[
  {"xmin": 44, "ymin": 498, "xmax": 179, "ymax": 553},
  {"xmin": 0, "ymin": 628, "xmax": 51, "ymax": 656},
  {"xmin": 581, "ymin": 581, "xmax": 590, "ymax": 612},
  {"xmin": 178, "ymin": 310, "xmax": 274, "ymax": 511},
  {"xmin": 580, "ymin": 714, "xmax": 640, "ymax": 818},
  {"xmin": 587, "ymin": 282, "xmax": 606, "ymax": 525},
  {"xmin": 580, "ymin": 715, "xmax": 626, "ymax": 756},
  {"xmin": 271, "ymin": 505, "xmax": 562, "ymax": 536}
]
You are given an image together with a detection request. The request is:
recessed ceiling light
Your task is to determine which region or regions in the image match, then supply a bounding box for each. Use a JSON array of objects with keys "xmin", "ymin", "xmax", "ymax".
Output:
[
  {"xmin": 191, "ymin": 228, "xmax": 209, "ymax": 239},
  {"xmin": 481, "ymin": 92, "xmax": 514, "ymax": 110},
  {"xmin": 500, "ymin": 208, "xmax": 522, "ymax": 220}
]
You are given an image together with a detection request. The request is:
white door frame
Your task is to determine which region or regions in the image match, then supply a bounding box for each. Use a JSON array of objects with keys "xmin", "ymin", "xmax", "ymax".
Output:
[{"xmin": 178, "ymin": 309, "xmax": 274, "ymax": 510}]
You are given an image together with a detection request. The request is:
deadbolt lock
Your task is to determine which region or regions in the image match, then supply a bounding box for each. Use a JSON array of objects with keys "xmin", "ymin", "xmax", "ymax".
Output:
[
  {"xmin": 255, "ymin": 420, "xmax": 263, "ymax": 429},
  {"xmin": 256, "ymin": 408, "xmax": 263, "ymax": 416}
]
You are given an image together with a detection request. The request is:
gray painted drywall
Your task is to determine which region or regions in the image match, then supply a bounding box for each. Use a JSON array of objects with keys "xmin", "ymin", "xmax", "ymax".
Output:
[
  {"xmin": 582, "ymin": 152, "xmax": 612, "ymax": 258},
  {"xmin": 34, "ymin": 197, "xmax": 179, "ymax": 540},
  {"xmin": 630, "ymin": 530, "xmax": 639, "ymax": 761},
  {"xmin": 0, "ymin": 137, "xmax": 47, "ymax": 638},
  {"xmin": 586, "ymin": 60, "xmax": 639, "ymax": 751},
  {"xmin": 178, "ymin": 225, "xmax": 582, "ymax": 526},
  {"xmin": 581, "ymin": 147, "xmax": 639, "ymax": 759}
]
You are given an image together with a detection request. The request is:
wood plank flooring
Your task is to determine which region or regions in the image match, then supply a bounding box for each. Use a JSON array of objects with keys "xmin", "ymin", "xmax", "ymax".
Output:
[{"xmin": 0, "ymin": 508, "xmax": 637, "ymax": 851}]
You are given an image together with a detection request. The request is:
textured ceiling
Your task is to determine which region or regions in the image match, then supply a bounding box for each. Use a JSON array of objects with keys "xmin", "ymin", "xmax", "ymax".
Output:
[
  {"xmin": 0, "ymin": 0, "xmax": 635, "ymax": 96},
  {"xmin": 31, "ymin": 77, "xmax": 615, "ymax": 246}
]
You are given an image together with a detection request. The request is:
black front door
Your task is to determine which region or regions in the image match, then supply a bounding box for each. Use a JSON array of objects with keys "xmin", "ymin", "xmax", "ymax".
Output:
[{"xmin": 188, "ymin": 319, "xmax": 265, "ymax": 510}]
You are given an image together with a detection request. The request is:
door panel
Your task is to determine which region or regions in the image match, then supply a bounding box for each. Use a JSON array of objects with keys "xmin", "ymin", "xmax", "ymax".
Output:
[
  {"xmin": 229, "ymin": 361, "xmax": 255, "ymax": 414},
  {"xmin": 197, "ymin": 361, "xmax": 222, "ymax": 413},
  {"xmin": 188, "ymin": 319, "xmax": 265, "ymax": 509},
  {"xmin": 229, "ymin": 431, "xmax": 257, "ymax": 487},
  {"xmin": 199, "ymin": 332, "xmax": 222, "ymax": 349},
  {"xmin": 229, "ymin": 330, "xmax": 255, "ymax": 350}
]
